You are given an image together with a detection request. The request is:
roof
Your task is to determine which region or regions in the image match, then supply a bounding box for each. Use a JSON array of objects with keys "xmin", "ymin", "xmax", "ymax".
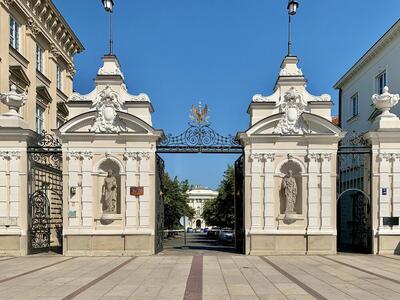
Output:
[{"xmin": 334, "ymin": 19, "xmax": 400, "ymax": 89}]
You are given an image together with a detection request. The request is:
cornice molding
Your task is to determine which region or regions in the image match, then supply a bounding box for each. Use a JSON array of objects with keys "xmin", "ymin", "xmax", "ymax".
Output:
[{"xmin": 9, "ymin": 0, "xmax": 84, "ymax": 64}]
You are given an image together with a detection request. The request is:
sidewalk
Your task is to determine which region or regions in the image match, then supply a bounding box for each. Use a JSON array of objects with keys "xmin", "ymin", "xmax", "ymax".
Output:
[{"xmin": 0, "ymin": 254, "xmax": 399, "ymax": 299}]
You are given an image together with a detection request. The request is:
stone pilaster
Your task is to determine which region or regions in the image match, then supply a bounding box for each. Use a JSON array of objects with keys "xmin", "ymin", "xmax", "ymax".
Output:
[
  {"xmin": 307, "ymin": 153, "xmax": 320, "ymax": 230},
  {"xmin": 9, "ymin": 151, "xmax": 21, "ymax": 220},
  {"xmin": 250, "ymin": 153, "xmax": 263, "ymax": 230},
  {"xmin": 321, "ymin": 153, "xmax": 332, "ymax": 230},
  {"xmin": 0, "ymin": 154, "xmax": 7, "ymax": 219},
  {"xmin": 263, "ymin": 153, "xmax": 275, "ymax": 230},
  {"xmin": 393, "ymin": 154, "xmax": 400, "ymax": 220},
  {"xmin": 81, "ymin": 151, "xmax": 93, "ymax": 228},
  {"xmin": 66, "ymin": 151, "xmax": 81, "ymax": 227},
  {"xmin": 138, "ymin": 152, "xmax": 151, "ymax": 228},
  {"xmin": 124, "ymin": 151, "xmax": 140, "ymax": 228},
  {"xmin": 378, "ymin": 153, "xmax": 392, "ymax": 226}
]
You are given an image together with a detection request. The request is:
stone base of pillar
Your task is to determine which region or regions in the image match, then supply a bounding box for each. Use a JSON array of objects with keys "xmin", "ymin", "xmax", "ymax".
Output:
[
  {"xmin": 0, "ymin": 234, "xmax": 27, "ymax": 256},
  {"xmin": 63, "ymin": 233, "xmax": 155, "ymax": 256},
  {"xmin": 248, "ymin": 233, "xmax": 337, "ymax": 255},
  {"xmin": 375, "ymin": 234, "xmax": 400, "ymax": 255}
]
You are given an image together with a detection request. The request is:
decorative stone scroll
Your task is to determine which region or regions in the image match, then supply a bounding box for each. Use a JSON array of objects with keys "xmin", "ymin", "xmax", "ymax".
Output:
[
  {"xmin": 0, "ymin": 151, "xmax": 21, "ymax": 160},
  {"xmin": 124, "ymin": 151, "xmax": 151, "ymax": 161},
  {"xmin": 273, "ymin": 88, "xmax": 309, "ymax": 135},
  {"xmin": 91, "ymin": 86, "xmax": 126, "ymax": 133}
]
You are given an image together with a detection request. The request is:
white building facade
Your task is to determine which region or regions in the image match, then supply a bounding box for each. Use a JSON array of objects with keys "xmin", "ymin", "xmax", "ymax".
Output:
[
  {"xmin": 187, "ymin": 187, "xmax": 218, "ymax": 229},
  {"xmin": 335, "ymin": 19, "xmax": 400, "ymax": 132}
]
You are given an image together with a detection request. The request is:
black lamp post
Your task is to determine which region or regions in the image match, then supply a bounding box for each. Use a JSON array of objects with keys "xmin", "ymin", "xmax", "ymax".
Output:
[
  {"xmin": 287, "ymin": 0, "xmax": 299, "ymax": 56},
  {"xmin": 102, "ymin": 0, "xmax": 114, "ymax": 54}
]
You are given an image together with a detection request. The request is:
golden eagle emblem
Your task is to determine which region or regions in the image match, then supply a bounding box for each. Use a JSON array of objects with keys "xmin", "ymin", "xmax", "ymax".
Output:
[{"xmin": 191, "ymin": 102, "xmax": 209, "ymax": 125}]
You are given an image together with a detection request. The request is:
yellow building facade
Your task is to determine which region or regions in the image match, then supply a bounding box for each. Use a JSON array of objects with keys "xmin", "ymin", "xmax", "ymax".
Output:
[{"xmin": 0, "ymin": 0, "xmax": 83, "ymax": 132}]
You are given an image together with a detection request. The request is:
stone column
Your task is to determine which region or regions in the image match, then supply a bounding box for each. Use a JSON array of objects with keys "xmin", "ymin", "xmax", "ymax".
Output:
[
  {"xmin": 321, "ymin": 153, "xmax": 333, "ymax": 230},
  {"xmin": 263, "ymin": 153, "xmax": 275, "ymax": 230},
  {"xmin": 250, "ymin": 153, "xmax": 263, "ymax": 230},
  {"xmin": 307, "ymin": 153, "xmax": 320, "ymax": 230},
  {"xmin": 124, "ymin": 152, "xmax": 139, "ymax": 227},
  {"xmin": 138, "ymin": 152, "xmax": 151, "ymax": 229},
  {"xmin": 81, "ymin": 151, "xmax": 93, "ymax": 228}
]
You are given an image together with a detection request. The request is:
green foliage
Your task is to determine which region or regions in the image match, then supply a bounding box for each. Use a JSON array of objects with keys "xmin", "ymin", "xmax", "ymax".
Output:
[
  {"xmin": 162, "ymin": 173, "xmax": 195, "ymax": 229},
  {"xmin": 202, "ymin": 165, "xmax": 235, "ymax": 228}
]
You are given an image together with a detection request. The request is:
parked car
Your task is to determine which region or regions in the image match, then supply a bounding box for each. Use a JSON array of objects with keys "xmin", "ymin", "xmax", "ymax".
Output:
[
  {"xmin": 186, "ymin": 227, "xmax": 193, "ymax": 233},
  {"xmin": 207, "ymin": 227, "xmax": 221, "ymax": 239},
  {"xmin": 194, "ymin": 227, "xmax": 202, "ymax": 233},
  {"xmin": 203, "ymin": 227, "xmax": 209, "ymax": 233},
  {"xmin": 218, "ymin": 228, "xmax": 235, "ymax": 244}
]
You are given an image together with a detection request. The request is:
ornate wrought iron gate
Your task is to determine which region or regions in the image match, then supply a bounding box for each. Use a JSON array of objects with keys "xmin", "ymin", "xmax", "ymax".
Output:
[
  {"xmin": 337, "ymin": 133, "xmax": 372, "ymax": 253},
  {"xmin": 27, "ymin": 131, "xmax": 63, "ymax": 254},
  {"xmin": 155, "ymin": 154, "xmax": 165, "ymax": 254},
  {"xmin": 234, "ymin": 155, "xmax": 245, "ymax": 254}
]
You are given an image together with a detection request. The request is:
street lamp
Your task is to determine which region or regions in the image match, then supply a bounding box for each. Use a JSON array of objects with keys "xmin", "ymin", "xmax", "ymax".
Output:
[
  {"xmin": 102, "ymin": 0, "xmax": 114, "ymax": 54},
  {"xmin": 287, "ymin": 0, "xmax": 299, "ymax": 56}
]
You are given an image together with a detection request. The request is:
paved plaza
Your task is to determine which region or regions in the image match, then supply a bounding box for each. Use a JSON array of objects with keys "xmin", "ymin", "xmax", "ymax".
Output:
[{"xmin": 0, "ymin": 254, "xmax": 400, "ymax": 300}]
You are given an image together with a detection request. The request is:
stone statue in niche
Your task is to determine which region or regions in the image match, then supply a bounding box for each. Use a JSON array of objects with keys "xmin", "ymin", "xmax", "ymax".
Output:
[
  {"xmin": 102, "ymin": 170, "xmax": 118, "ymax": 214},
  {"xmin": 282, "ymin": 170, "xmax": 297, "ymax": 215}
]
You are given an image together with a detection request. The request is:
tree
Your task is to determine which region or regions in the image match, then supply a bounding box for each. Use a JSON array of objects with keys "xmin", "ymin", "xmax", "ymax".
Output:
[
  {"xmin": 162, "ymin": 172, "xmax": 195, "ymax": 229},
  {"xmin": 202, "ymin": 165, "xmax": 235, "ymax": 228}
]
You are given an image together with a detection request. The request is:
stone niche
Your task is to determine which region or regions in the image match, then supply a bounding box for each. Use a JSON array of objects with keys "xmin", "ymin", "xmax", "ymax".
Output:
[
  {"xmin": 278, "ymin": 159, "xmax": 304, "ymax": 215},
  {"xmin": 97, "ymin": 158, "xmax": 122, "ymax": 216}
]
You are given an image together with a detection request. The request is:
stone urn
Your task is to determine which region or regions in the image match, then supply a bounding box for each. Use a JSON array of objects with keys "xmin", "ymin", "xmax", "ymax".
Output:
[
  {"xmin": 372, "ymin": 86, "xmax": 400, "ymax": 118},
  {"xmin": 0, "ymin": 85, "xmax": 27, "ymax": 117}
]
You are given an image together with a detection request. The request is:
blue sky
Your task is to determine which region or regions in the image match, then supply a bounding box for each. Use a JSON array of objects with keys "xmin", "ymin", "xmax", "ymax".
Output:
[{"xmin": 54, "ymin": 0, "xmax": 400, "ymax": 189}]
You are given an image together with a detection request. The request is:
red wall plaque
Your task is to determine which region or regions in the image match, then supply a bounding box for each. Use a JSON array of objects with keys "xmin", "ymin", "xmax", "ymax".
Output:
[{"xmin": 130, "ymin": 186, "xmax": 144, "ymax": 196}]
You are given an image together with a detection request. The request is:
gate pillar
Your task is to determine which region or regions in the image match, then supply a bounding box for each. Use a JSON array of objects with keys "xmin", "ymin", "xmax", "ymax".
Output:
[
  {"xmin": 238, "ymin": 56, "xmax": 344, "ymax": 255},
  {"xmin": 0, "ymin": 86, "xmax": 34, "ymax": 256},
  {"xmin": 365, "ymin": 86, "xmax": 400, "ymax": 254},
  {"xmin": 56, "ymin": 55, "xmax": 163, "ymax": 256}
]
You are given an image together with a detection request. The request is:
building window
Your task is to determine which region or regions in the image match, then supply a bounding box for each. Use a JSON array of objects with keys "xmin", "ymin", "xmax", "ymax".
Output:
[
  {"xmin": 376, "ymin": 71, "xmax": 386, "ymax": 95},
  {"xmin": 56, "ymin": 65, "xmax": 63, "ymax": 90},
  {"xmin": 36, "ymin": 105, "xmax": 45, "ymax": 133},
  {"xmin": 36, "ymin": 44, "xmax": 44, "ymax": 73},
  {"xmin": 349, "ymin": 93, "xmax": 359, "ymax": 119},
  {"xmin": 9, "ymin": 16, "xmax": 20, "ymax": 51}
]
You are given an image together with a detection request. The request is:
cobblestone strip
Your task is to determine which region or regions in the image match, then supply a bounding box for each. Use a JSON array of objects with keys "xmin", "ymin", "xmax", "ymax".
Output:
[
  {"xmin": 260, "ymin": 256, "xmax": 328, "ymax": 300},
  {"xmin": 321, "ymin": 255, "xmax": 400, "ymax": 285},
  {"xmin": 184, "ymin": 255, "xmax": 203, "ymax": 300},
  {"xmin": 0, "ymin": 257, "xmax": 75, "ymax": 284},
  {"xmin": 61, "ymin": 256, "xmax": 136, "ymax": 300}
]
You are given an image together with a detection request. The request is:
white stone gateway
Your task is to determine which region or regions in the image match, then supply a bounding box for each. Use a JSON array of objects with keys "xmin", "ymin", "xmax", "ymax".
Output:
[
  {"xmin": 238, "ymin": 55, "xmax": 344, "ymax": 255},
  {"xmin": 55, "ymin": 55, "xmax": 163, "ymax": 256}
]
